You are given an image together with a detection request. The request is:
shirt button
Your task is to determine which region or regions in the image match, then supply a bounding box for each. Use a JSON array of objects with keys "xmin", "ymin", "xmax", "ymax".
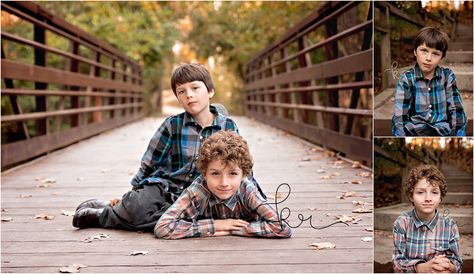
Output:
[
  {"xmin": 188, "ymin": 174, "xmax": 193, "ymax": 178},
  {"xmin": 199, "ymin": 135, "xmax": 203, "ymax": 140},
  {"xmin": 428, "ymin": 88, "xmax": 431, "ymax": 91},
  {"xmin": 429, "ymin": 104, "xmax": 432, "ymax": 108}
]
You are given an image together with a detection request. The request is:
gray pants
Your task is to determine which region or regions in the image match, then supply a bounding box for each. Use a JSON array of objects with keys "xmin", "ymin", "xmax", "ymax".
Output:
[{"xmin": 99, "ymin": 184, "xmax": 175, "ymax": 231}]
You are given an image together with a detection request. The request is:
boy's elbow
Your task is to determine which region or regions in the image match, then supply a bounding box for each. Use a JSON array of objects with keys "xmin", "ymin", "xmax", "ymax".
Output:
[{"xmin": 154, "ymin": 222, "xmax": 173, "ymax": 239}]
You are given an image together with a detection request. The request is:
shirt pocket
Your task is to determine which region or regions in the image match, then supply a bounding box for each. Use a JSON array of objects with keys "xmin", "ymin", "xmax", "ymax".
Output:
[{"xmin": 430, "ymin": 237, "xmax": 450, "ymax": 257}]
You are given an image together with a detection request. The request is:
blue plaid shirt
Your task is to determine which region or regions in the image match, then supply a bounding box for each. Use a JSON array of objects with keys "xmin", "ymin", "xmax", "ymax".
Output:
[
  {"xmin": 392, "ymin": 64, "xmax": 466, "ymax": 136},
  {"xmin": 392, "ymin": 209, "xmax": 462, "ymax": 273},
  {"xmin": 131, "ymin": 106, "xmax": 239, "ymax": 194}
]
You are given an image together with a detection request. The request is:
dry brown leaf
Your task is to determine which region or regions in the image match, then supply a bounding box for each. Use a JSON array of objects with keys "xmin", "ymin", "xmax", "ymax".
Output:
[
  {"xmin": 365, "ymin": 227, "xmax": 374, "ymax": 232},
  {"xmin": 300, "ymin": 157, "xmax": 311, "ymax": 162},
  {"xmin": 61, "ymin": 210, "xmax": 75, "ymax": 217},
  {"xmin": 40, "ymin": 178, "xmax": 56, "ymax": 184},
  {"xmin": 59, "ymin": 264, "xmax": 87, "ymax": 273},
  {"xmin": 352, "ymin": 161, "xmax": 362, "ymax": 168},
  {"xmin": 17, "ymin": 194, "xmax": 32, "ymax": 198},
  {"xmin": 357, "ymin": 171, "xmax": 372, "ymax": 178},
  {"xmin": 130, "ymin": 250, "xmax": 148, "ymax": 256},
  {"xmin": 310, "ymin": 242, "xmax": 336, "ymax": 250},
  {"xmin": 352, "ymin": 201, "xmax": 368, "ymax": 206},
  {"xmin": 34, "ymin": 214, "xmax": 55, "ymax": 220},
  {"xmin": 1, "ymin": 216, "xmax": 13, "ymax": 222},
  {"xmin": 324, "ymin": 150, "xmax": 336, "ymax": 158},
  {"xmin": 361, "ymin": 237, "xmax": 373, "ymax": 242},
  {"xmin": 333, "ymin": 160, "xmax": 344, "ymax": 165},
  {"xmin": 335, "ymin": 215, "xmax": 354, "ymax": 222},
  {"xmin": 351, "ymin": 180, "xmax": 363, "ymax": 184},
  {"xmin": 83, "ymin": 233, "xmax": 110, "ymax": 243},
  {"xmin": 320, "ymin": 175, "xmax": 333, "ymax": 179},
  {"xmin": 352, "ymin": 218, "xmax": 362, "ymax": 224},
  {"xmin": 1, "ymin": 209, "xmax": 7, "ymax": 212},
  {"xmin": 337, "ymin": 191, "xmax": 357, "ymax": 199},
  {"xmin": 352, "ymin": 208, "xmax": 373, "ymax": 213}
]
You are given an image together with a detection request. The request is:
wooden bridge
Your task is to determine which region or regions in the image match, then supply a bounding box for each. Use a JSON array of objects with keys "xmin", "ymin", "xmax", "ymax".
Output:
[{"xmin": 1, "ymin": 2, "xmax": 373, "ymax": 272}]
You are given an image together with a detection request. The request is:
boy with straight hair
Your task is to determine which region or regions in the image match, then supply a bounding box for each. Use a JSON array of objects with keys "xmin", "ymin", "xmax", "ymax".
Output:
[
  {"xmin": 392, "ymin": 165, "xmax": 462, "ymax": 273},
  {"xmin": 72, "ymin": 63, "xmax": 265, "ymax": 231},
  {"xmin": 155, "ymin": 131, "xmax": 292, "ymax": 239},
  {"xmin": 392, "ymin": 26, "xmax": 466, "ymax": 136}
]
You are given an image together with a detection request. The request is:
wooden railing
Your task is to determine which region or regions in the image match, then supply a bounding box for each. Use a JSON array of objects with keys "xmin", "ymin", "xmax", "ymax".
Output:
[
  {"xmin": 1, "ymin": 2, "xmax": 144, "ymax": 169},
  {"xmin": 244, "ymin": 1, "xmax": 373, "ymax": 165}
]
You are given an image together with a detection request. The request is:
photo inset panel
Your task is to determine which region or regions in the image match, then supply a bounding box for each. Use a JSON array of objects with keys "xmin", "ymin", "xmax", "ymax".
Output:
[{"xmin": 374, "ymin": 137, "xmax": 473, "ymax": 273}]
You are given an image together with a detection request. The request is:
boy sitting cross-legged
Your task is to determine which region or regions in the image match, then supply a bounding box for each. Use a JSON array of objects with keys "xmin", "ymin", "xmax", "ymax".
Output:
[{"xmin": 155, "ymin": 131, "xmax": 292, "ymax": 239}]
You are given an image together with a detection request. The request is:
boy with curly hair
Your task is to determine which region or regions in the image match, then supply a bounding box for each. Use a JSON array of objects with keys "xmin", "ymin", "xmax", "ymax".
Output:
[
  {"xmin": 392, "ymin": 165, "xmax": 462, "ymax": 273},
  {"xmin": 155, "ymin": 131, "xmax": 292, "ymax": 239}
]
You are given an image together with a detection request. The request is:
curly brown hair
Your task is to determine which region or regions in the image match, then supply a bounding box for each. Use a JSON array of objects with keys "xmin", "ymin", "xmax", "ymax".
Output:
[
  {"xmin": 196, "ymin": 131, "xmax": 253, "ymax": 177},
  {"xmin": 405, "ymin": 165, "xmax": 447, "ymax": 204}
]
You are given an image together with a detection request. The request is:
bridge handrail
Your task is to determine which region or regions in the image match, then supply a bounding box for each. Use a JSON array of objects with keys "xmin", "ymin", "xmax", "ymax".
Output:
[
  {"xmin": 1, "ymin": 1, "xmax": 145, "ymax": 169},
  {"xmin": 244, "ymin": 1, "xmax": 373, "ymax": 164}
]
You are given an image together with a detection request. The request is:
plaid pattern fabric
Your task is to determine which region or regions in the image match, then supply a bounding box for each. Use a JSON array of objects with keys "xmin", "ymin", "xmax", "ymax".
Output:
[
  {"xmin": 392, "ymin": 209, "xmax": 462, "ymax": 273},
  {"xmin": 154, "ymin": 176, "xmax": 292, "ymax": 239},
  {"xmin": 392, "ymin": 64, "xmax": 466, "ymax": 136},
  {"xmin": 131, "ymin": 105, "xmax": 239, "ymax": 194}
]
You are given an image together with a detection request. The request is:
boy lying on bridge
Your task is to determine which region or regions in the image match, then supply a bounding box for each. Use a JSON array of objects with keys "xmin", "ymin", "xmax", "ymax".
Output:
[
  {"xmin": 72, "ymin": 63, "xmax": 265, "ymax": 231},
  {"xmin": 155, "ymin": 130, "xmax": 292, "ymax": 239}
]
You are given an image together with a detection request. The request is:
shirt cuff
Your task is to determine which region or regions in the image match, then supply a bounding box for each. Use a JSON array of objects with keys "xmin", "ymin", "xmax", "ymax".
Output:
[
  {"xmin": 410, "ymin": 259, "xmax": 426, "ymax": 273},
  {"xmin": 194, "ymin": 219, "xmax": 215, "ymax": 236}
]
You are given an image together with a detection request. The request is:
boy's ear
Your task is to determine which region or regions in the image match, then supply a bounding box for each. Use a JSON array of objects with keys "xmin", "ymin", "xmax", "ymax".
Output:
[
  {"xmin": 413, "ymin": 49, "xmax": 417, "ymax": 57},
  {"xmin": 208, "ymin": 89, "xmax": 215, "ymax": 99}
]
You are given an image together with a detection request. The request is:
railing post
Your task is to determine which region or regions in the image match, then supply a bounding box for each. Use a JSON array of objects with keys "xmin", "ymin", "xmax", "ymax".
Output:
[
  {"xmin": 69, "ymin": 41, "xmax": 80, "ymax": 127},
  {"xmin": 34, "ymin": 23, "xmax": 48, "ymax": 136},
  {"xmin": 323, "ymin": 7, "xmax": 339, "ymax": 132},
  {"xmin": 92, "ymin": 52, "xmax": 102, "ymax": 122}
]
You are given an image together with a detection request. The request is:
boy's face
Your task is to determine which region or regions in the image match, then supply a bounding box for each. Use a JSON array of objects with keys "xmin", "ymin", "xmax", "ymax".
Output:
[
  {"xmin": 414, "ymin": 43, "xmax": 443, "ymax": 78},
  {"xmin": 175, "ymin": 81, "xmax": 214, "ymax": 116},
  {"xmin": 204, "ymin": 160, "xmax": 244, "ymax": 200},
  {"xmin": 409, "ymin": 178, "xmax": 441, "ymax": 221}
]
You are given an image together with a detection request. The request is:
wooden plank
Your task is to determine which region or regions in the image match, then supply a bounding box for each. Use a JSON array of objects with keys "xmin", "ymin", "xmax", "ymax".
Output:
[
  {"xmin": 246, "ymin": 81, "xmax": 372, "ymax": 96},
  {"xmin": 247, "ymin": 110, "xmax": 372, "ymax": 164},
  {"xmin": 1, "ymin": 89, "xmax": 142, "ymax": 98},
  {"xmin": 246, "ymin": 50, "xmax": 372, "ymax": 90},
  {"xmin": 1, "ymin": 113, "xmax": 143, "ymax": 168},
  {"xmin": 246, "ymin": 101, "xmax": 372, "ymax": 116},
  {"xmin": 1, "ymin": 60, "xmax": 143, "ymax": 93}
]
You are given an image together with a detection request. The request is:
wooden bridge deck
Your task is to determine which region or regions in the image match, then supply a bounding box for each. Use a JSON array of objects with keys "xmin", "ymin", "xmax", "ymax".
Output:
[{"xmin": 1, "ymin": 116, "xmax": 373, "ymax": 273}]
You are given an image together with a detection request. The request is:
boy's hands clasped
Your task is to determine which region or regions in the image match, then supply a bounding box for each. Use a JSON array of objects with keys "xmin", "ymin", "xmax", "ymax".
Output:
[
  {"xmin": 213, "ymin": 219, "xmax": 249, "ymax": 235},
  {"xmin": 416, "ymin": 255, "xmax": 454, "ymax": 273}
]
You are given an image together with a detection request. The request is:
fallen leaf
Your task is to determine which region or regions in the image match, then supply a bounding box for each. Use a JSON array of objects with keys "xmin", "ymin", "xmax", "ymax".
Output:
[
  {"xmin": 317, "ymin": 169, "xmax": 326, "ymax": 173},
  {"xmin": 331, "ymin": 172, "xmax": 341, "ymax": 176},
  {"xmin": 61, "ymin": 210, "xmax": 75, "ymax": 217},
  {"xmin": 130, "ymin": 250, "xmax": 148, "ymax": 256},
  {"xmin": 337, "ymin": 191, "xmax": 357, "ymax": 199},
  {"xmin": 310, "ymin": 242, "xmax": 336, "ymax": 249},
  {"xmin": 352, "ymin": 208, "xmax": 373, "ymax": 213},
  {"xmin": 34, "ymin": 214, "xmax": 55, "ymax": 220},
  {"xmin": 357, "ymin": 171, "xmax": 372, "ymax": 178},
  {"xmin": 352, "ymin": 161, "xmax": 362, "ymax": 168},
  {"xmin": 1, "ymin": 217, "xmax": 13, "ymax": 222},
  {"xmin": 40, "ymin": 178, "xmax": 56, "ymax": 184},
  {"xmin": 320, "ymin": 175, "xmax": 333, "ymax": 179},
  {"xmin": 76, "ymin": 177, "xmax": 85, "ymax": 181},
  {"xmin": 361, "ymin": 237, "xmax": 373, "ymax": 242},
  {"xmin": 307, "ymin": 207, "xmax": 317, "ymax": 211},
  {"xmin": 300, "ymin": 157, "xmax": 311, "ymax": 162},
  {"xmin": 352, "ymin": 201, "xmax": 368, "ymax": 206},
  {"xmin": 323, "ymin": 150, "xmax": 336, "ymax": 158},
  {"xmin": 1, "ymin": 209, "xmax": 7, "ymax": 212},
  {"xmin": 83, "ymin": 233, "xmax": 110, "ymax": 243},
  {"xmin": 335, "ymin": 215, "xmax": 354, "ymax": 222},
  {"xmin": 59, "ymin": 264, "xmax": 87, "ymax": 273},
  {"xmin": 351, "ymin": 180, "xmax": 362, "ymax": 184},
  {"xmin": 352, "ymin": 218, "xmax": 362, "ymax": 224},
  {"xmin": 365, "ymin": 227, "xmax": 373, "ymax": 232},
  {"xmin": 16, "ymin": 194, "xmax": 33, "ymax": 198},
  {"xmin": 325, "ymin": 213, "xmax": 332, "ymax": 216},
  {"xmin": 333, "ymin": 160, "xmax": 344, "ymax": 165}
]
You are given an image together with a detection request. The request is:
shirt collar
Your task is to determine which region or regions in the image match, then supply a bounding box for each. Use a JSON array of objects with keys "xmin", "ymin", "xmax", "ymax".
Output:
[
  {"xmin": 414, "ymin": 64, "xmax": 442, "ymax": 81},
  {"xmin": 183, "ymin": 105, "xmax": 224, "ymax": 128},
  {"xmin": 207, "ymin": 181, "xmax": 241, "ymax": 211},
  {"xmin": 412, "ymin": 208, "xmax": 439, "ymax": 231}
]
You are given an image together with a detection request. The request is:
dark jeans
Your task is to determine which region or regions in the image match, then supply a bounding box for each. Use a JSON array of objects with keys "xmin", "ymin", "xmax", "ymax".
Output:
[{"xmin": 99, "ymin": 184, "xmax": 176, "ymax": 231}]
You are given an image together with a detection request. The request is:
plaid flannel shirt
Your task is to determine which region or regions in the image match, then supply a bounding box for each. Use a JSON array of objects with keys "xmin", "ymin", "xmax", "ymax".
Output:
[
  {"xmin": 154, "ymin": 176, "xmax": 292, "ymax": 239},
  {"xmin": 392, "ymin": 209, "xmax": 462, "ymax": 273},
  {"xmin": 131, "ymin": 106, "xmax": 239, "ymax": 194},
  {"xmin": 392, "ymin": 64, "xmax": 466, "ymax": 136}
]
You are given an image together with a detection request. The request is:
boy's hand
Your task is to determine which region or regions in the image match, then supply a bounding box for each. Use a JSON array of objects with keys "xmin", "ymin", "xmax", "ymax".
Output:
[
  {"xmin": 416, "ymin": 256, "xmax": 453, "ymax": 273},
  {"xmin": 214, "ymin": 219, "xmax": 249, "ymax": 232},
  {"xmin": 109, "ymin": 198, "xmax": 121, "ymax": 206}
]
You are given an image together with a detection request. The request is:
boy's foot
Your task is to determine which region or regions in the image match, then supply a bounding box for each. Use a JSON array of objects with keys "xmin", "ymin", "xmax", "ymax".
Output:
[
  {"xmin": 72, "ymin": 207, "xmax": 104, "ymax": 228},
  {"xmin": 75, "ymin": 199, "xmax": 109, "ymax": 211}
]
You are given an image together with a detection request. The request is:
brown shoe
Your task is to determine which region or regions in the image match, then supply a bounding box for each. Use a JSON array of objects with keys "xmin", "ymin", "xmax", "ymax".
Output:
[{"xmin": 72, "ymin": 207, "xmax": 103, "ymax": 228}]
